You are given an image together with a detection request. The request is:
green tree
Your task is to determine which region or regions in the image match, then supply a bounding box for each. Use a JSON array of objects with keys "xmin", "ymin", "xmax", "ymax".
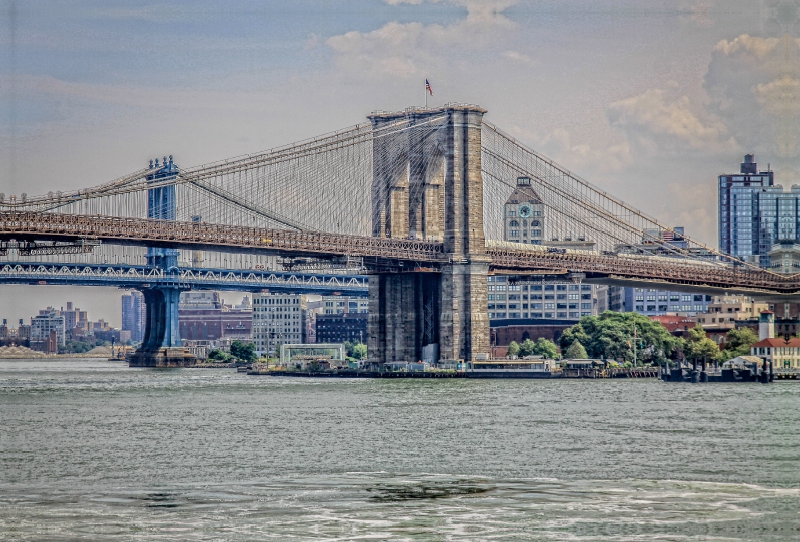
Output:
[
  {"xmin": 351, "ymin": 342, "xmax": 367, "ymax": 360},
  {"xmin": 532, "ymin": 338, "xmax": 559, "ymax": 359},
  {"xmin": 507, "ymin": 341, "xmax": 520, "ymax": 357},
  {"xmin": 565, "ymin": 340, "xmax": 588, "ymax": 359},
  {"xmin": 58, "ymin": 340, "xmax": 95, "ymax": 354},
  {"xmin": 719, "ymin": 327, "xmax": 758, "ymax": 360},
  {"xmin": 560, "ymin": 311, "xmax": 680, "ymax": 365},
  {"xmin": 229, "ymin": 341, "xmax": 257, "ymax": 363},
  {"xmin": 208, "ymin": 349, "xmax": 229, "ymax": 361},
  {"xmin": 344, "ymin": 341, "xmax": 367, "ymax": 359},
  {"xmin": 684, "ymin": 325, "xmax": 721, "ymax": 363},
  {"xmin": 519, "ymin": 338, "xmax": 536, "ymax": 356}
]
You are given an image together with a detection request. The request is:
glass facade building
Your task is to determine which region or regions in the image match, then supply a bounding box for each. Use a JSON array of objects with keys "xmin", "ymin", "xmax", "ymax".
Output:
[{"xmin": 718, "ymin": 154, "xmax": 777, "ymax": 264}]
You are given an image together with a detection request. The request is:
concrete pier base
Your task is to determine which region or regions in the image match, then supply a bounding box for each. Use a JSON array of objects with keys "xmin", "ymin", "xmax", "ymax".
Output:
[{"xmin": 127, "ymin": 347, "xmax": 196, "ymax": 367}]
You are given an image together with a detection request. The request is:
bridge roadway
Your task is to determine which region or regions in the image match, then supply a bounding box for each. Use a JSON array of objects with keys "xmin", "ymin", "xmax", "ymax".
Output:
[
  {"xmin": 1, "ymin": 211, "xmax": 799, "ymax": 296},
  {"xmin": 0, "ymin": 261, "xmax": 368, "ymax": 295}
]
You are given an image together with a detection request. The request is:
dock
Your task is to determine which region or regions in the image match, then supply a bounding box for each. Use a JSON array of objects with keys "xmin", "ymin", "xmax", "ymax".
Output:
[{"xmin": 248, "ymin": 369, "xmax": 465, "ymax": 378}]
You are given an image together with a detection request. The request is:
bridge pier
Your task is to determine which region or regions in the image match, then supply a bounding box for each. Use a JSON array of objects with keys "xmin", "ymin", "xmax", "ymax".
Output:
[
  {"xmin": 368, "ymin": 272, "xmax": 441, "ymax": 364},
  {"xmin": 128, "ymin": 286, "xmax": 195, "ymax": 367},
  {"xmin": 367, "ymin": 104, "xmax": 489, "ymax": 364}
]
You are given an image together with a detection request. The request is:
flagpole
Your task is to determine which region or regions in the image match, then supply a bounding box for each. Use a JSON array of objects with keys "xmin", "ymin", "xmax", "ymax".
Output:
[{"xmin": 425, "ymin": 79, "xmax": 427, "ymax": 109}]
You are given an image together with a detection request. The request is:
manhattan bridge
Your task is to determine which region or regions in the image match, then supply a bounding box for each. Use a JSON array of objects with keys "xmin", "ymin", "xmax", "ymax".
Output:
[{"xmin": 0, "ymin": 104, "xmax": 796, "ymax": 366}]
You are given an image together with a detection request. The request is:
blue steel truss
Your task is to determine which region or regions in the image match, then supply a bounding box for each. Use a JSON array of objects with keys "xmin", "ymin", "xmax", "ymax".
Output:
[{"xmin": 0, "ymin": 262, "xmax": 368, "ymax": 296}]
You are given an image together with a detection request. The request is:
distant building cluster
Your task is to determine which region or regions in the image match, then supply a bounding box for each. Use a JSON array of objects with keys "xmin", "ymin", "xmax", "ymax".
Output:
[{"xmin": 0, "ymin": 301, "xmax": 128, "ymax": 353}]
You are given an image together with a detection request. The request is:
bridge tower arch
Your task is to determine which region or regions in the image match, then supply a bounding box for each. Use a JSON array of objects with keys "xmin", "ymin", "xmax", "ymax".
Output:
[{"xmin": 367, "ymin": 105, "xmax": 490, "ymax": 364}]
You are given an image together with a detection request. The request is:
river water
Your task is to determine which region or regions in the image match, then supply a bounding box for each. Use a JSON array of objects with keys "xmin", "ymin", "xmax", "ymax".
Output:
[{"xmin": 2, "ymin": 359, "xmax": 799, "ymax": 541}]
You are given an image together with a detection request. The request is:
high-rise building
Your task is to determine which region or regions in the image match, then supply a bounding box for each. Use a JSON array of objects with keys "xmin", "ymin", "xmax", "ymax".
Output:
[
  {"xmin": 252, "ymin": 293, "xmax": 307, "ymax": 355},
  {"xmin": 121, "ymin": 291, "xmax": 146, "ymax": 343},
  {"xmin": 718, "ymin": 154, "xmax": 778, "ymax": 264}
]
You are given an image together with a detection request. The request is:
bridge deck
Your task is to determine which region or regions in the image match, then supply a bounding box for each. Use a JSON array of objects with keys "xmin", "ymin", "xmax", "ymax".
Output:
[{"xmin": 1, "ymin": 211, "xmax": 798, "ymax": 295}]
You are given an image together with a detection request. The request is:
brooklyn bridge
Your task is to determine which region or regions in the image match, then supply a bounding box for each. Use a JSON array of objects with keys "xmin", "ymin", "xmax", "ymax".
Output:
[{"xmin": 1, "ymin": 104, "xmax": 796, "ymax": 365}]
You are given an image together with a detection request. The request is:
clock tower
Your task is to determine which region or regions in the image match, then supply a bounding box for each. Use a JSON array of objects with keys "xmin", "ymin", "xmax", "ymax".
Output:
[{"xmin": 504, "ymin": 176, "xmax": 544, "ymax": 244}]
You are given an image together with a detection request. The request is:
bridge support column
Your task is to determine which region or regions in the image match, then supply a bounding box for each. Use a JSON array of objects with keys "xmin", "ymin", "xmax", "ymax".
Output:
[
  {"xmin": 128, "ymin": 286, "xmax": 195, "ymax": 367},
  {"xmin": 439, "ymin": 261, "xmax": 490, "ymax": 363},
  {"xmin": 368, "ymin": 272, "xmax": 440, "ymax": 365}
]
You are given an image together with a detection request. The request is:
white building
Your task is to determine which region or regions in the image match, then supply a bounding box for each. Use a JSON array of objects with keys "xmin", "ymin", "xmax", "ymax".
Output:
[
  {"xmin": 252, "ymin": 293, "xmax": 306, "ymax": 355},
  {"xmin": 30, "ymin": 308, "xmax": 66, "ymax": 346},
  {"xmin": 322, "ymin": 295, "xmax": 368, "ymax": 315}
]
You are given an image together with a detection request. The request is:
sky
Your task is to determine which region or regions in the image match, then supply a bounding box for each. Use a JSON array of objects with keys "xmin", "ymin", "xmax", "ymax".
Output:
[{"xmin": 1, "ymin": 0, "xmax": 799, "ymax": 326}]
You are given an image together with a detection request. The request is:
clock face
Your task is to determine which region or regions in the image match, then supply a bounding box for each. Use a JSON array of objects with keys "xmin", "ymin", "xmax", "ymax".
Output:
[{"xmin": 518, "ymin": 204, "xmax": 532, "ymax": 218}]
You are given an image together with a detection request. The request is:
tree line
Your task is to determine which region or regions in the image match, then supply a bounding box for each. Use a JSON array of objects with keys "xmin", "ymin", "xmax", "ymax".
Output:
[{"xmin": 553, "ymin": 311, "xmax": 758, "ymax": 365}]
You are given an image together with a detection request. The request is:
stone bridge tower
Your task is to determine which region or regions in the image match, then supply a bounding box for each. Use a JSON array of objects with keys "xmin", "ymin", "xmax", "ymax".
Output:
[{"xmin": 367, "ymin": 105, "xmax": 490, "ymax": 364}]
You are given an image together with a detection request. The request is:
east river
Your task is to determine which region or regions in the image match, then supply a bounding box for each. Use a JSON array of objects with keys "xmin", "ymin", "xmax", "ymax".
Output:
[{"xmin": 1, "ymin": 359, "xmax": 799, "ymax": 541}]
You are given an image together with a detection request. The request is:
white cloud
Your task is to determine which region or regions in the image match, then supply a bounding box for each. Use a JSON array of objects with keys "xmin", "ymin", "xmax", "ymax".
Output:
[
  {"xmin": 712, "ymin": 34, "xmax": 780, "ymax": 59},
  {"xmin": 502, "ymin": 50, "xmax": 535, "ymax": 65},
  {"xmin": 706, "ymin": 33, "xmax": 800, "ymax": 170},
  {"xmin": 608, "ymin": 87, "xmax": 737, "ymax": 153},
  {"xmin": 503, "ymin": 124, "xmax": 632, "ymax": 183},
  {"xmin": 326, "ymin": 1, "xmax": 518, "ymax": 78}
]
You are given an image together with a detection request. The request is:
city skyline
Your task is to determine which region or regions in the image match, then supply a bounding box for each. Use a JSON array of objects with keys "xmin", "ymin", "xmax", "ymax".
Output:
[{"xmin": 2, "ymin": 0, "xmax": 799, "ymax": 320}]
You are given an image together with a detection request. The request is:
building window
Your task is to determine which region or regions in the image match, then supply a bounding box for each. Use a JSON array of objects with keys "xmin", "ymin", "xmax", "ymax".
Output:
[
  {"xmin": 510, "ymin": 230, "xmax": 519, "ymax": 236},
  {"xmin": 509, "ymin": 220, "xmax": 520, "ymax": 227}
]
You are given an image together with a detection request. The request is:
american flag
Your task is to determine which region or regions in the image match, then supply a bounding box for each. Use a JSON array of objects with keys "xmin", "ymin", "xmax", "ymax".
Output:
[{"xmin": 425, "ymin": 79, "xmax": 433, "ymax": 96}]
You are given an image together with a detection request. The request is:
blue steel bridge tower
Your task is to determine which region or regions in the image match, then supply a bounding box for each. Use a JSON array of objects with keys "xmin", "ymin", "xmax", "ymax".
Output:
[
  {"xmin": 147, "ymin": 156, "xmax": 180, "ymax": 269},
  {"xmin": 128, "ymin": 156, "xmax": 195, "ymax": 367}
]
